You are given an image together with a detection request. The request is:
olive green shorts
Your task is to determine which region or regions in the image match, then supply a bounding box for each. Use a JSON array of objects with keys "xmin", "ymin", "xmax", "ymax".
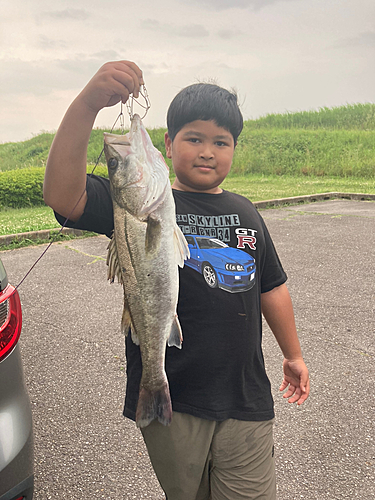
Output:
[{"xmin": 141, "ymin": 412, "xmax": 276, "ymax": 500}]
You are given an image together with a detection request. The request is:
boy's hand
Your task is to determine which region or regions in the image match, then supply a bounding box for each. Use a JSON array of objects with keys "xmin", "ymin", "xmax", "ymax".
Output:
[
  {"xmin": 78, "ymin": 60, "xmax": 144, "ymax": 115},
  {"xmin": 280, "ymin": 358, "xmax": 310, "ymax": 405}
]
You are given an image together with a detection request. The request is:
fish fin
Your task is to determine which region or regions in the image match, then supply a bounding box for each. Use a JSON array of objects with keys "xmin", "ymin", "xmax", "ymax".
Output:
[
  {"xmin": 139, "ymin": 151, "xmax": 170, "ymax": 216},
  {"xmin": 106, "ymin": 234, "xmax": 123, "ymax": 284},
  {"xmin": 121, "ymin": 301, "xmax": 132, "ymax": 337},
  {"xmin": 136, "ymin": 381, "xmax": 172, "ymax": 428},
  {"xmin": 130, "ymin": 327, "xmax": 140, "ymax": 346},
  {"xmin": 121, "ymin": 305, "xmax": 139, "ymax": 344},
  {"xmin": 173, "ymin": 224, "xmax": 190, "ymax": 268},
  {"xmin": 145, "ymin": 215, "xmax": 162, "ymax": 255},
  {"xmin": 167, "ymin": 315, "xmax": 183, "ymax": 349}
]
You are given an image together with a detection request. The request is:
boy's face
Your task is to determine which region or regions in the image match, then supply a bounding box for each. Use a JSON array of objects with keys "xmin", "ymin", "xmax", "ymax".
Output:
[{"xmin": 165, "ymin": 120, "xmax": 235, "ymax": 194}]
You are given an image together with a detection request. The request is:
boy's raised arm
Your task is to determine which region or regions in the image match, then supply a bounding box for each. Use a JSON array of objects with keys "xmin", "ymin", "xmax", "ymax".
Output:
[
  {"xmin": 43, "ymin": 61, "xmax": 143, "ymax": 221},
  {"xmin": 261, "ymin": 283, "xmax": 310, "ymax": 405}
]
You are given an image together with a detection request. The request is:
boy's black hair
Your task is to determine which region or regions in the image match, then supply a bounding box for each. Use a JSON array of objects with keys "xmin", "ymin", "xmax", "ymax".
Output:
[{"xmin": 167, "ymin": 83, "xmax": 243, "ymax": 143}]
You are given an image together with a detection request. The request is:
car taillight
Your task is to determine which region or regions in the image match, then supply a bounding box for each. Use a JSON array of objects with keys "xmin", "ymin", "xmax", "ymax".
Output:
[{"xmin": 0, "ymin": 284, "xmax": 22, "ymax": 362}]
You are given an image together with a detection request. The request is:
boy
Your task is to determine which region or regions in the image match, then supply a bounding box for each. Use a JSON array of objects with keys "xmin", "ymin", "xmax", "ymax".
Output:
[{"xmin": 44, "ymin": 60, "xmax": 310, "ymax": 500}]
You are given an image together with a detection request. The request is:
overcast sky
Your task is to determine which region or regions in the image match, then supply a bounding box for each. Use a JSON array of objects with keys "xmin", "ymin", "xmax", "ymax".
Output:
[{"xmin": 1, "ymin": 0, "xmax": 374, "ymax": 143}]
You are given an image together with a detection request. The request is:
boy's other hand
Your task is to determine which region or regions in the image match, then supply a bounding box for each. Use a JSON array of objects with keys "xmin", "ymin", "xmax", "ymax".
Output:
[
  {"xmin": 280, "ymin": 358, "xmax": 310, "ymax": 405},
  {"xmin": 78, "ymin": 60, "xmax": 144, "ymax": 115}
]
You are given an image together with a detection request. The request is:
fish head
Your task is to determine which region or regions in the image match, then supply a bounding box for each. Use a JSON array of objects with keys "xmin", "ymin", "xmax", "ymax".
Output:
[
  {"xmin": 104, "ymin": 129, "xmax": 148, "ymax": 214},
  {"xmin": 104, "ymin": 114, "xmax": 170, "ymax": 217}
]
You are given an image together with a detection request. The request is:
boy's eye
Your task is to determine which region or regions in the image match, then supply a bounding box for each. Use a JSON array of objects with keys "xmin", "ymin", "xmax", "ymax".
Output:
[
  {"xmin": 216, "ymin": 141, "xmax": 228, "ymax": 147},
  {"xmin": 188, "ymin": 138, "xmax": 200, "ymax": 143}
]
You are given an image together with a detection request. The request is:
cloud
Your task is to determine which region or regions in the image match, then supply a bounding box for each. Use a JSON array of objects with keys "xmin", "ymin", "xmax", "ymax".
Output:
[
  {"xmin": 41, "ymin": 9, "xmax": 90, "ymax": 21},
  {"xmin": 0, "ymin": 54, "xmax": 122, "ymax": 97},
  {"xmin": 334, "ymin": 31, "xmax": 375, "ymax": 49},
  {"xmin": 1, "ymin": 0, "xmax": 374, "ymax": 144},
  {"xmin": 178, "ymin": 0, "xmax": 299, "ymax": 11},
  {"xmin": 217, "ymin": 29, "xmax": 243, "ymax": 40},
  {"xmin": 141, "ymin": 19, "xmax": 209, "ymax": 38},
  {"xmin": 61, "ymin": 50, "xmax": 124, "ymax": 67},
  {"xmin": 37, "ymin": 35, "xmax": 68, "ymax": 50}
]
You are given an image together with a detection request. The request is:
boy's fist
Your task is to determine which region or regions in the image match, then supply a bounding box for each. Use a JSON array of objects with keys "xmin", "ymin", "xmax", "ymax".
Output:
[{"xmin": 78, "ymin": 60, "xmax": 144, "ymax": 114}]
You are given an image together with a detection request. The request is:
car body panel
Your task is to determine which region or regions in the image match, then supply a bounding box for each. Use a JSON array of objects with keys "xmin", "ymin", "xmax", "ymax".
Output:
[
  {"xmin": 0, "ymin": 257, "xmax": 34, "ymax": 500},
  {"xmin": 0, "ymin": 475, "xmax": 34, "ymax": 500},
  {"xmin": 184, "ymin": 235, "xmax": 256, "ymax": 293},
  {"xmin": 0, "ymin": 260, "xmax": 8, "ymax": 291}
]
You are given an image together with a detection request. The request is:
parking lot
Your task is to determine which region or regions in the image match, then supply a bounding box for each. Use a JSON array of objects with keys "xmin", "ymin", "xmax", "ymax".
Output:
[{"xmin": 1, "ymin": 198, "xmax": 374, "ymax": 499}]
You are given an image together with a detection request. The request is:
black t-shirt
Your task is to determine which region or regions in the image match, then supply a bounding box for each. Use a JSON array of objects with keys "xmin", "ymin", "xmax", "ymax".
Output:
[{"xmin": 56, "ymin": 174, "xmax": 287, "ymax": 422}]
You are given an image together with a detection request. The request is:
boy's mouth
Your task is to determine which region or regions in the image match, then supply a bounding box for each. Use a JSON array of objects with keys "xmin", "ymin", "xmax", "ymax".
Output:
[{"xmin": 194, "ymin": 164, "xmax": 215, "ymax": 171}]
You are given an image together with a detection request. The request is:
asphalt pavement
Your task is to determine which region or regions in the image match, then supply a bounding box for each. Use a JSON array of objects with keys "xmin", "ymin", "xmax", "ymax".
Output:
[{"xmin": 1, "ymin": 198, "xmax": 374, "ymax": 499}]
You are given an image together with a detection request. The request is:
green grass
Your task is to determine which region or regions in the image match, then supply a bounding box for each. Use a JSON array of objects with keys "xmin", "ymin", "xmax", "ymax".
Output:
[
  {"xmin": 221, "ymin": 173, "xmax": 375, "ymax": 200},
  {"xmin": 0, "ymin": 174, "xmax": 373, "ymax": 243},
  {"xmin": 1, "ymin": 103, "xmax": 374, "ymax": 178},
  {"xmin": 0, "ymin": 102, "xmax": 374, "ymax": 248},
  {"xmin": 232, "ymin": 128, "xmax": 375, "ymax": 177},
  {"xmin": 0, "ymin": 206, "xmax": 58, "ymax": 236},
  {"xmin": 0, "ymin": 132, "xmax": 54, "ymax": 171},
  {"xmin": 245, "ymin": 103, "xmax": 375, "ymax": 130},
  {"xmin": 0, "ymin": 127, "xmax": 167, "ymax": 172}
]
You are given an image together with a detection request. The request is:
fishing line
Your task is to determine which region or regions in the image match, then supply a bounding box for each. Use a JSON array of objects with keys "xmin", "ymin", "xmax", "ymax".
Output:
[{"xmin": 15, "ymin": 87, "xmax": 151, "ymax": 290}]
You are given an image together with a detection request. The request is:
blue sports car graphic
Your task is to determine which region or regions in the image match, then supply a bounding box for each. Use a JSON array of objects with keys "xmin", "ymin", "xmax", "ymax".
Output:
[{"xmin": 184, "ymin": 235, "xmax": 256, "ymax": 293}]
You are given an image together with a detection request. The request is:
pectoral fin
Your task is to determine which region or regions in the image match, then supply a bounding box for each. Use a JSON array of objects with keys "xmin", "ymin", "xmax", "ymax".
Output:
[
  {"xmin": 167, "ymin": 315, "xmax": 183, "ymax": 349},
  {"xmin": 145, "ymin": 216, "xmax": 162, "ymax": 255},
  {"xmin": 173, "ymin": 224, "xmax": 190, "ymax": 268}
]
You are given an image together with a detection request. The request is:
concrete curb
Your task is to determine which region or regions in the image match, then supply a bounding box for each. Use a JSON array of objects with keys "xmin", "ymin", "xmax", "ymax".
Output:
[
  {"xmin": 253, "ymin": 191, "xmax": 375, "ymax": 209},
  {"xmin": 0, "ymin": 227, "xmax": 86, "ymax": 247},
  {"xmin": 0, "ymin": 192, "xmax": 374, "ymax": 247}
]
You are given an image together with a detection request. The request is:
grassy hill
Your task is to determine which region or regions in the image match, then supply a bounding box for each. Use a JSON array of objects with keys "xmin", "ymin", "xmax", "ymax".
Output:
[
  {"xmin": 0, "ymin": 103, "xmax": 374, "ymax": 178},
  {"xmin": 245, "ymin": 103, "xmax": 375, "ymax": 130}
]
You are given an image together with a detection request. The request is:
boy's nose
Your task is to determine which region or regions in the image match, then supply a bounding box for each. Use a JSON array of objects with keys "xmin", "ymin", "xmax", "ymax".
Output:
[{"xmin": 199, "ymin": 146, "xmax": 214, "ymax": 160}]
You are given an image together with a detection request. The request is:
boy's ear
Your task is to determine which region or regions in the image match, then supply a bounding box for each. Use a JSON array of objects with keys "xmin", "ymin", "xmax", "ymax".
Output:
[{"xmin": 165, "ymin": 132, "xmax": 172, "ymax": 159}]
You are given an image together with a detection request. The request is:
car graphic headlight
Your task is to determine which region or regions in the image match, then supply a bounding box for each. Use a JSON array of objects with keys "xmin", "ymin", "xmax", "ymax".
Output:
[{"xmin": 225, "ymin": 263, "xmax": 245, "ymax": 272}]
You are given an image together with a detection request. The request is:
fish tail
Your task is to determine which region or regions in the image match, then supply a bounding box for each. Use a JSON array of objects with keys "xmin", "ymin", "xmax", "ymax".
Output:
[{"xmin": 136, "ymin": 381, "xmax": 172, "ymax": 428}]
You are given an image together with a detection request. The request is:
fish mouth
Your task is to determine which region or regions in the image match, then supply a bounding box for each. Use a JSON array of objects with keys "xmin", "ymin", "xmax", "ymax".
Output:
[
  {"xmin": 130, "ymin": 113, "xmax": 142, "ymax": 126},
  {"xmin": 104, "ymin": 134, "xmax": 132, "ymax": 161},
  {"xmin": 129, "ymin": 113, "xmax": 142, "ymax": 136},
  {"xmin": 103, "ymin": 133, "xmax": 131, "ymax": 147},
  {"xmin": 103, "ymin": 112, "xmax": 143, "ymax": 147}
]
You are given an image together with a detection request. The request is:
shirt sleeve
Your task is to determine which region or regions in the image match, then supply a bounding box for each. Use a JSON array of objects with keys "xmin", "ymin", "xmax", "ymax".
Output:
[
  {"xmin": 54, "ymin": 174, "xmax": 114, "ymax": 238},
  {"xmin": 260, "ymin": 217, "xmax": 287, "ymax": 293}
]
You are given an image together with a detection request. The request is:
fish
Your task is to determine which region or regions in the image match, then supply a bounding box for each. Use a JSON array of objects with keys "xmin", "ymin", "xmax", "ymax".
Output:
[{"xmin": 104, "ymin": 114, "xmax": 190, "ymax": 428}]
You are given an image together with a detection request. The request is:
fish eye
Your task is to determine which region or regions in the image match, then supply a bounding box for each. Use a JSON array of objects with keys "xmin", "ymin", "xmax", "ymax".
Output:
[{"xmin": 108, "ymin": 157, "xmax": 118, "ymax": 169}]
